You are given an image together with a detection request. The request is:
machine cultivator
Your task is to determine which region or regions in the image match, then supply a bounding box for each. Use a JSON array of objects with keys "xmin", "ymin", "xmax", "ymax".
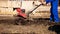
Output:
[
  {"xmin": 14, "ymin": 3, "xmax": 44, "ymax": 25},
  {"xmin": 0, "ymin": 0, "xmax": 57, "ymax": 25}
]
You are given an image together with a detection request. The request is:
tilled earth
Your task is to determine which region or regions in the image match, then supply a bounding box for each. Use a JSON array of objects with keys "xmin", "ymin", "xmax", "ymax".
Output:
[{"xmin": 0, "ymin": 17, "xmax": 59, "ymax": 34}]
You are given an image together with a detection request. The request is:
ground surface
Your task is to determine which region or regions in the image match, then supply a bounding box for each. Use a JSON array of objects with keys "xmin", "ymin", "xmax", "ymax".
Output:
[
  {"xmin": 0, "ymin": 10, "xmax": 60, "ymax": 34},
  {"xmin": 0, "ymin": 17, "xmax": 59, "ymax": 34}
]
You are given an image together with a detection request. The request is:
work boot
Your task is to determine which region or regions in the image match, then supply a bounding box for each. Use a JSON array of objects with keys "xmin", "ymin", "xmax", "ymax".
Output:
[
  {"xmin": 48, "ymin": 21, "xmax": 60, "ymax": 25},
  {"xmin": 48, "ymin": 19, "xmax": 60, "ymax": 25},
  {"xmin": 54, "ymin": 19, "xmax": 60, "ymax": 25},
  {"xmin": 55, "ymin": 22, "xmax": 60, "ymax": 25},
  {"xmin": 48, "ymin": 21, "xmax": 56, "ymax": 25}
]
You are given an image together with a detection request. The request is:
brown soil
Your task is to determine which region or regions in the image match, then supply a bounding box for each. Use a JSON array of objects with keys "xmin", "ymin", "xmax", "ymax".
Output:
[{"xmin": 0, "ymin": 17, "xmax": 59, "ymax": 34}]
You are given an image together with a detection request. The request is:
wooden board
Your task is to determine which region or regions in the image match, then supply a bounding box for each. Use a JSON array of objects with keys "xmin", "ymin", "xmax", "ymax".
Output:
[{"xmin": 0, "ymin": 1, "xmax": 21, "ymax": 8}]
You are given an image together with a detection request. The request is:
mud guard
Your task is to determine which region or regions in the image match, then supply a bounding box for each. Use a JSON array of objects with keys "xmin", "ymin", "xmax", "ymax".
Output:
[{"xmin": 16, "ymin": 8, "xmax": 27, "ymax": 19}]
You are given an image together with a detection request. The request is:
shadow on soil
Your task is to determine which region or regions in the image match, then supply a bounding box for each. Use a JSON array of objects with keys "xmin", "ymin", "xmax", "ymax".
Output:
[{"xmin": 48, "ymin": 25, "xmax": 60, "ymax": 34}]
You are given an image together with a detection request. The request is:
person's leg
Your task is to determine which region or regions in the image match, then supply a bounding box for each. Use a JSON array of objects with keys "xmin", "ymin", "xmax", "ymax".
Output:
[
  {"xmin": 53, "ymin": 8, "xmax": 59, "ymax": 23},
  {"xmin": 50, "ymin": 7, "xmax": 54, "ymax": 21},
  {"xmin": 52, "ymin": 0, "xmax": 59, "ymax": 23}
]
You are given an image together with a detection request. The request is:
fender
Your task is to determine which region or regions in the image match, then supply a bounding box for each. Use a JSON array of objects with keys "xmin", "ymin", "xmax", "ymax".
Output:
[{"xmin": 16, "ymin": 8, "xmax": 27, "ymax": 19}]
